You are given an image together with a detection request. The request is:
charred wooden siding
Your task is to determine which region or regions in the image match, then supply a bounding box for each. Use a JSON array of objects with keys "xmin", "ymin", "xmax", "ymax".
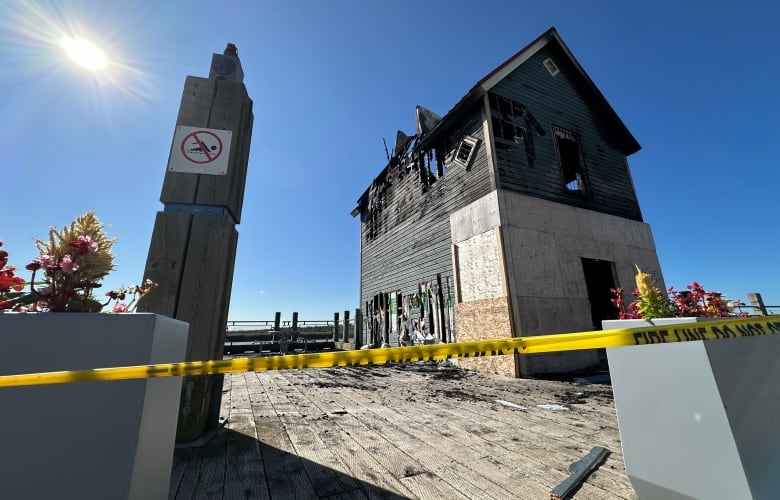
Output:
[
  {"xmin": 359, "ymin": 105, "xmax": 492, "ymax": 330},
  {"xmin": 489, "ymin": 44, "xmax": 643, "ymax": 221}
]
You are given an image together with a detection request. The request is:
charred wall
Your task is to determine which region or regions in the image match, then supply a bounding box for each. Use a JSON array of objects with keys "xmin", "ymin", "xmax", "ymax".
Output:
[
  {"xmin": 488, "ymin": 44, "xmax": 643, "ymax": 221},
  {"xmin": 358, "ymin": 103, "xmax": 493, "ymax": 343}
]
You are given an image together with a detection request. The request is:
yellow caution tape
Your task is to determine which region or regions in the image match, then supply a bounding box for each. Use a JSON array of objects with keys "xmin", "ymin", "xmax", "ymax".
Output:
[{"xmin": 1, "ymin": 316, "xmax": 778, "ymax": 388}]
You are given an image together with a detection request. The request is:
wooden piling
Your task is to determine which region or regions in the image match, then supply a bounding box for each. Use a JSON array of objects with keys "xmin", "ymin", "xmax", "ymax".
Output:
[
  {"xmin": 343, "ymin": 310, "xmax": 350, "ymax": 343},
  {"xmin": 138, "ymin": 73, "xmax": 253, "ymax": 443},
  {"xmin": 355, "ymin": 308, "xmax": 363, "ymax": 348},
  {"xmin": 383, "ymin": 293, "xmax": 390, "ymax": 346}
]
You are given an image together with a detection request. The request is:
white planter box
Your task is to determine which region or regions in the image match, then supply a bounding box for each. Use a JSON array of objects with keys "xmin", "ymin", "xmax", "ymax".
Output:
[
  {"xmin": 0, "ymin": 313, "xmax": 188, "ymax": 500},
  {"xmin": 603, "ymin": 318, "xmax": 780, "ymax": 499}
]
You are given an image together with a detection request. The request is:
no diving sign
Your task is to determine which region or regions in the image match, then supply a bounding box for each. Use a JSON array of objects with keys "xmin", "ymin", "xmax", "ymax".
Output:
[{"xmin": 168, "ymin": 126, "xmax": 232, "ymax": 175}]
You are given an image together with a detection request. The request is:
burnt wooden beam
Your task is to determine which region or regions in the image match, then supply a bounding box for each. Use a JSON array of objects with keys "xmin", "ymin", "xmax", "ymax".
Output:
[
  {"xmin": 436, "ymin": 273, "xmax": 448, "ymax": 343},
  {"xmin": 550, "ymin": 446, "xmax": 609, "ymax": 500}
]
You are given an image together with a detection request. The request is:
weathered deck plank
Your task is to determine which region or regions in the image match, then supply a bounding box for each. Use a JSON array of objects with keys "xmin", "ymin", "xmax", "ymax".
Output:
[
  {"xmin": 287, "ymin": 370, "xmax": 521, "ymax": 500},
  {"xmin": 280, "ymin": 376, "xmax": 466, "ymax": 500},
  {"xmin": 394, "ymin": 366, "xmax": 632, "ymax": 498},
  {"xmin": 297, "ymin": 368, "xmax": 555, "ymax": 499},
  {"xmin": 170, "ymin": 361, "xmax": 636, "ymax": 500},
  {"xmin": 223, "ymin": 413, "xmax": 269, "ymax": 500},
  {"xmin": 261, "ymin": 374, "xmax": 368, "ymax": 498}
]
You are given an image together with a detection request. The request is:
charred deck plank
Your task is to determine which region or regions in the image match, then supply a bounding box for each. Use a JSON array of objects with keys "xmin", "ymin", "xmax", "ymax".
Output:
[{"xmin": 170, "ymin": 362, "xmax": 636, "ymax": 499}]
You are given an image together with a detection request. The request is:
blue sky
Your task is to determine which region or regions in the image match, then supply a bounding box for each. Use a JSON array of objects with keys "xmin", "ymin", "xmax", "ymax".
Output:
[{"xmin": 1, "ymin": 0, "xmax": 778, "ymax": 320}]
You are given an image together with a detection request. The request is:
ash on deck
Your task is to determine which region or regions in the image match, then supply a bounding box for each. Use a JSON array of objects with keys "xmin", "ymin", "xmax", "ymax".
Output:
[{"xmin": 169, "ymin": 362, "xmax": 636, "ymax": 499}]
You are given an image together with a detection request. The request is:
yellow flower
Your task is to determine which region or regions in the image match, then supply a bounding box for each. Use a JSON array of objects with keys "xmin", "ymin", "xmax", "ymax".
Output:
[{"xmin": 635, "ymin": 265, "xmax": 653, "ymax": 299}]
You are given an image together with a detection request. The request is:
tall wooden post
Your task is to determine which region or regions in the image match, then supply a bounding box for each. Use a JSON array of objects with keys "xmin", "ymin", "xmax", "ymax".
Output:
[
  {"xmin": 355, "ymin": 308, "xmax": 363, "ymax": 348},
  {"xmin": 138, "ymin": 45, "xmax": 253, "ymax": 443},
  {"xmin": 436, "ymin": 274, "xmax": 448, "ymax": 343},
  {"xmin": 383, "ymin": 293, "xmax": 391, "ymax": 346},
  {"xmin": 343, "ymin": 310, "xmax": 350, "ymax": 342},
  {"xmin": 368, "ymin": 302, "xmax": 374, "ymax": 346},
  {"xmin": 395, "ymin": 291, "xmax": 403, "ymax": 346},
  {"xmin": 333, "ymin": 312, "xmax": 340, "ymax": 342}
]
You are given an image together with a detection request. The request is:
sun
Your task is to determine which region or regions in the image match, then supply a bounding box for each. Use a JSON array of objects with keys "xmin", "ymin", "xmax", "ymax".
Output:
[{"xmin": 59, "ymin": 35, "xmax": 107, "ymax": 71}]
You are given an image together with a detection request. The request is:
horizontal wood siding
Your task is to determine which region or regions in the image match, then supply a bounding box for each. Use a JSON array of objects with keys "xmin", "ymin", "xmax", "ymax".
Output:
[
  {"xmin": 490, "ymin": 45, "xmax": 643, "ymax": 221},
  {"xmin": 359, "ymin": 107, "xmax": 492, "ymax": 328}
]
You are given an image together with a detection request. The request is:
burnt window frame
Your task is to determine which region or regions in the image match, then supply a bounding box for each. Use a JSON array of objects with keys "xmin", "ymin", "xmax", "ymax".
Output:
[
  {"xmin": 552, "ymin": 125, "xmax": 590, "ymax": 196},
  {"xmin": 452, "ymin": 135, "xmax": 478, "ymax": 169},
  {"xmin": 488, "ymin": 92, "xmax": 528, "ymax": 145}
]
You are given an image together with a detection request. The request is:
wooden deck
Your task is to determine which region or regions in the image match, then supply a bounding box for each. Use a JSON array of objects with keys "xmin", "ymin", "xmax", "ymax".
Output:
[{"xmin": 169, "ymin": 361, "xmax": 636, "ymax": 499}]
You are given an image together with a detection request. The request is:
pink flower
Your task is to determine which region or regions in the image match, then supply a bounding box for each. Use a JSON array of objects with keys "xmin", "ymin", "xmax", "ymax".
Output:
[
  {"xmin": 112, "ymin": 302, "xmax": 128, "ymax": 313},
  {"xmin": 79, "ymin": 235, "xmax": 98, "ymax": 252},
  {"xmin": 60, "ymin": 255, "xmax": 79, "ymax": 274},
  {"xmin": 69, "ymin": 235, "xmax": 98, "ymax": 255},
  {"xmin": 37, "ymin": 255, "xmax": 55, "ymax": 268},
  {"xmin": 36, "ymin": 285, "xmax": 53, "ymax": 297}
]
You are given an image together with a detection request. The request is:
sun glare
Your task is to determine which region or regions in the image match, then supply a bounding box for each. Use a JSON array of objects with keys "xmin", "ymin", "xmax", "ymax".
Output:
[{"xmin": 60, "ymin": 35, "xmax": 107, "ymax": 71}]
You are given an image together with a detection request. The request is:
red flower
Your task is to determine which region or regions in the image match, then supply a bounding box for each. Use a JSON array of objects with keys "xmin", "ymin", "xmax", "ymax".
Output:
[
  {"xmin": 11, "ymin": 276, "xmax": 24, "ymax": 291},
  {"xmin": 0, "ymin": 269, "xmax": 17, "ymax": 291}
]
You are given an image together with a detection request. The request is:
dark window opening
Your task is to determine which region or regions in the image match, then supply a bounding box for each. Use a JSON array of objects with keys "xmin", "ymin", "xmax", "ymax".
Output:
[
  {"xmin": 489, "ymin": 93, "xmax": 530, "ymax": 144},
  {"xmin": 554, "ymin": 127, "xmax": 588, "ymax": 194},
  {"xmin": 582, "ymin": 258, "xmax": 619, "ymax": 330},
  {"xmin": 492, "ymin": 117, "xmax": 526, "ymax": 144}
]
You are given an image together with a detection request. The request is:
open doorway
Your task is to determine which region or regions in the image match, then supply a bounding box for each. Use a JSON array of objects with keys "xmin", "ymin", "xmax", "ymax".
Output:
[{"xmin": 581, "ymin": 258, "xmax": 619, "ymax": 330}]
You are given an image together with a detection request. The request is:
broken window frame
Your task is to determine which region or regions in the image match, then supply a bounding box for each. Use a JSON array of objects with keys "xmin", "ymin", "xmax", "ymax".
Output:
[
  {"xmin": 452, "ymin": 135, "xmax": 478, "ymax": 169},
  {"xmin": 488, "ymin": 93, "xmax": 528, "ymax": 145},
  {"xmin": 552, "ymin": 125, "xmax": 590, "ymax": 196}
]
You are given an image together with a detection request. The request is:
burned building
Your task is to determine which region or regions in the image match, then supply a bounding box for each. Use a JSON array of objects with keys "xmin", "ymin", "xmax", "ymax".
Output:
[{"xmin": 352, "ymin": 27, "xmax": 666, "ymax": 377}]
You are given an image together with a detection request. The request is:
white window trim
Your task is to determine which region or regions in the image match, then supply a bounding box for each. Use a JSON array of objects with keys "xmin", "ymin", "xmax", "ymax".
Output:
[
  {"xmin": 453, "ymin": 135, "xmax": 479, "ymax": 169},
  {"xmin": 543, "ymin": 57, "xmax": 560, "ymax": 77}
]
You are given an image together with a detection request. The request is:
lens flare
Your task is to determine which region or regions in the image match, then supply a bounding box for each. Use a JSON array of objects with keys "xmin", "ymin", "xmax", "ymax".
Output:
[
  {"xmin": 59, "ymin": 35, "xmax": 107, "ymax": 71},
  {"xmin": 0, "ymin": 2, "xmax": 159, "ymax": 103}
]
